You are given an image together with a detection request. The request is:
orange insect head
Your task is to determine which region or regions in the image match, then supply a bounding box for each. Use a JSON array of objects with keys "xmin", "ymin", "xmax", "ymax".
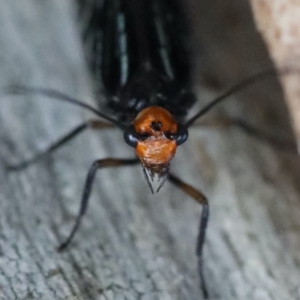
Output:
[
  {"xmin": 123, "ymin": 106, "xmax": 188, "ymax": 190},
  {"xmin": 133, "ymin": 106, "xmax": 178, "ymax": 168}
]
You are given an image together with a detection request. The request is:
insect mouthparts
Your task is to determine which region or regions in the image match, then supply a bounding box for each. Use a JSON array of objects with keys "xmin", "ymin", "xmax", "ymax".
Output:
[{"xmin": 142, "ymin": 163, "xmax": 170, "ymax": 194}]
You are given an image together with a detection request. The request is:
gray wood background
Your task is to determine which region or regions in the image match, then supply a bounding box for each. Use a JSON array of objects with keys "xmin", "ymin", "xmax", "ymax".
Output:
[{"xmin": 0, "ymin": 0, "xmax": 300, "ymax": 299}]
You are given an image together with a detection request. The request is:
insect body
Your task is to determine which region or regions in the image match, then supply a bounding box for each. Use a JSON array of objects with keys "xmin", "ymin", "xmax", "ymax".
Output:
[
  {"xmin": 84, "ymin": 0, "xmax": 195, "ymax": 188},
  {"xmin": 9, "ymin": 0, "xmax": 210, "ymax": 296}
]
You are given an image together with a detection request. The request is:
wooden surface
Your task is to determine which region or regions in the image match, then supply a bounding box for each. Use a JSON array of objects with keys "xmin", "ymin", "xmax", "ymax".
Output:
[
  {"xmin": 0, "ymin": 1, "xmax": 300, "ymax": 299},
  {"xmin": 250, "ymin": 0, "xmax": 300, "ymax": 145}
]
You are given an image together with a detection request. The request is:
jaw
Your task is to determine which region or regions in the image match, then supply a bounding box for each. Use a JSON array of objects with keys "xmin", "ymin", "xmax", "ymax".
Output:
[{"xmin": 142, "ymin": 162, "xmax": 170, "ymax": 193}]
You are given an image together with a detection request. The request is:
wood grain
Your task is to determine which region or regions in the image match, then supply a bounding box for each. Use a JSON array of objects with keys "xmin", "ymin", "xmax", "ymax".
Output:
[{"xmin": 0, "ymin": 0, "xmax": 300, "ymax": 299}]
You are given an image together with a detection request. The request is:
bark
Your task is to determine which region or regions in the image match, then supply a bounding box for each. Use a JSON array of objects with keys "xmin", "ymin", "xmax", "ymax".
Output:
[{"xmin": 0, "ymin": 1, "xmax": 300, "ymax": 300}]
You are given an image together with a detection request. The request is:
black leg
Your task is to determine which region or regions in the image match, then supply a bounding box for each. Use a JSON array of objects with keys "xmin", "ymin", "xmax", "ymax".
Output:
[
  {"xmin": 6, "ymin": 120, "xmax": 114, "ymax": 171},
  {"xmin": 195, "ymin": 116, "xmax": 296, "ymax": 151},
  {"xmin": 168, "ymin": 173, "xmax": 209, "ymax": 299},
  {"xmin": 57, "ymin": 158, "xmax": 139, "ymax": 252}
]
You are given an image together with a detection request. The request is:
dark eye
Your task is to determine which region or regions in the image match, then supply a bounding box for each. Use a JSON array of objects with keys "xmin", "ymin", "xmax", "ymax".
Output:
[
  {"xmin": 138, "ymin": 132, "xmax": 151, "ymax": 141},
  {"xmin": 124, "ymin": 126, "xmax": 152, "ymax": 147},
  {"xmin": 176, "ymin": 123, "xmax": 188, "ymax": 145},
  {"xmin": 124, "ymin": 125, "xmax": 138, "ymax": 147},
  {"xmin": 164, "ymin": 132, "xmax": 177, "ymax": 140},
  {"xmin": 164, "ymin": 124, "xmax": 188, "ymax": 145}
]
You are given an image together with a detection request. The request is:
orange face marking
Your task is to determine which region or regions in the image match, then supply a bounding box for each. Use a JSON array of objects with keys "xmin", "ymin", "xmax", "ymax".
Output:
[{"xmin": 133, "ymin": 106, "xmax": 178, "ymax": 167}]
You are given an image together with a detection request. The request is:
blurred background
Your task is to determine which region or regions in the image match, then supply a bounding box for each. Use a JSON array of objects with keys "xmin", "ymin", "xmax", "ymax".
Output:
[{"xmin": 0, "ymin": 0, "xmax": 300, "ymax": 299}]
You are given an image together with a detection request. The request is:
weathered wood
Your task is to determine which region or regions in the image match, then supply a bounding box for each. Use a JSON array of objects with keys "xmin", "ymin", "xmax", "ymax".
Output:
[
  {"xmin": 250, "ymin": 0, "xmax": 300, "ymax": 144},
  {"xmin": 0, "ymin": 0, "xmax": 300, "ymax": 299}
]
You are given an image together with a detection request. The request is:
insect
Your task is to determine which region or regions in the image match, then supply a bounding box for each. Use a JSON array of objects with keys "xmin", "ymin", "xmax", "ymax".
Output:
[{"xmin": 5, "ymin": 0, "xmax": 297, "ymax": 298}]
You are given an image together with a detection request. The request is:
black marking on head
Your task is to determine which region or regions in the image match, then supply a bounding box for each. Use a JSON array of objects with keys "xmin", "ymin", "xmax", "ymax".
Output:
[{"xmin": 150, "ymin": 121, "xmax": 162, "ymax": 131}]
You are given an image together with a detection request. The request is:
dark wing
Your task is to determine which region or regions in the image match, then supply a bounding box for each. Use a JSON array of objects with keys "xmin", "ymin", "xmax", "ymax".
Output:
[{"xmin": 76, "ymin": 0, "xmax": 195, "ymax": 121}]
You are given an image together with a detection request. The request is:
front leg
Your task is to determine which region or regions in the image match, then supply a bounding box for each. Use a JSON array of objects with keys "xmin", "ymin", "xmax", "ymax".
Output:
[
  {"xmin": 58, "ymin": 158, "xmax": 139, "ymax": 251},
  {"xmin": 168, "ymin": 173, "xmax": 209, "ymax": 299}
]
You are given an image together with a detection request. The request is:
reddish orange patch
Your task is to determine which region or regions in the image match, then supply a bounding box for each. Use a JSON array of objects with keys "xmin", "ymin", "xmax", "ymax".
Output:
[
  {"xmin": 133, "ymin": 106, "xmax": 178, "ymax": 167},
  {"xmin": 133, "ymin": 106, "xmax": 178, "ymax": 134},
  {"xmin": 136, "ymin": 139, "xmax": 177, "ymax": 166}
]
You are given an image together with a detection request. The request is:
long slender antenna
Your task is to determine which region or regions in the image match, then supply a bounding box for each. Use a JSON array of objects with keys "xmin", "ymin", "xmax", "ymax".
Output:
[
  {"xmin": 185, "ymin": 67, "xmax": 300, "ymax": 128},
  {"xmin": 5, "ymin": 85, "xmax": 126, "ymax": 130}
]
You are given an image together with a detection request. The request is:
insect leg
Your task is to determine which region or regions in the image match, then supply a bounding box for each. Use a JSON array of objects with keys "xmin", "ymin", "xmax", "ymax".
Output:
[
  {"xmin": 195, "ymin": 116, "xmax": 296, "ymax": 151},
  {"xmin": 168, "ymin": 173, "xmax": 209, "ymax": 299},
  {"xmin": 6, "ymin": 120, "xmax": 114, "ymax": 171},
  {"xmin": 57, "ymin": 157, "xmax": 139, "ymax": 252}
]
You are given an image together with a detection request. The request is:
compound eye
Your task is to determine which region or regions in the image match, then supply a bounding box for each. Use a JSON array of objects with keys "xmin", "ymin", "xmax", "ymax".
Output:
[
  {"xmin": 124, "ymin": 125, "xmax": 138, "ymax": 148},
  {"xmin": 138, "ymin": 132, "xmax": 151, "ymax": 141},
  {"xmin": 175, "ymin": 123, "xmax": 188, "ymax": 146},
  {"xmin": 164, "ymin": 132, "xmax": 176, "ymax": 140}
]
